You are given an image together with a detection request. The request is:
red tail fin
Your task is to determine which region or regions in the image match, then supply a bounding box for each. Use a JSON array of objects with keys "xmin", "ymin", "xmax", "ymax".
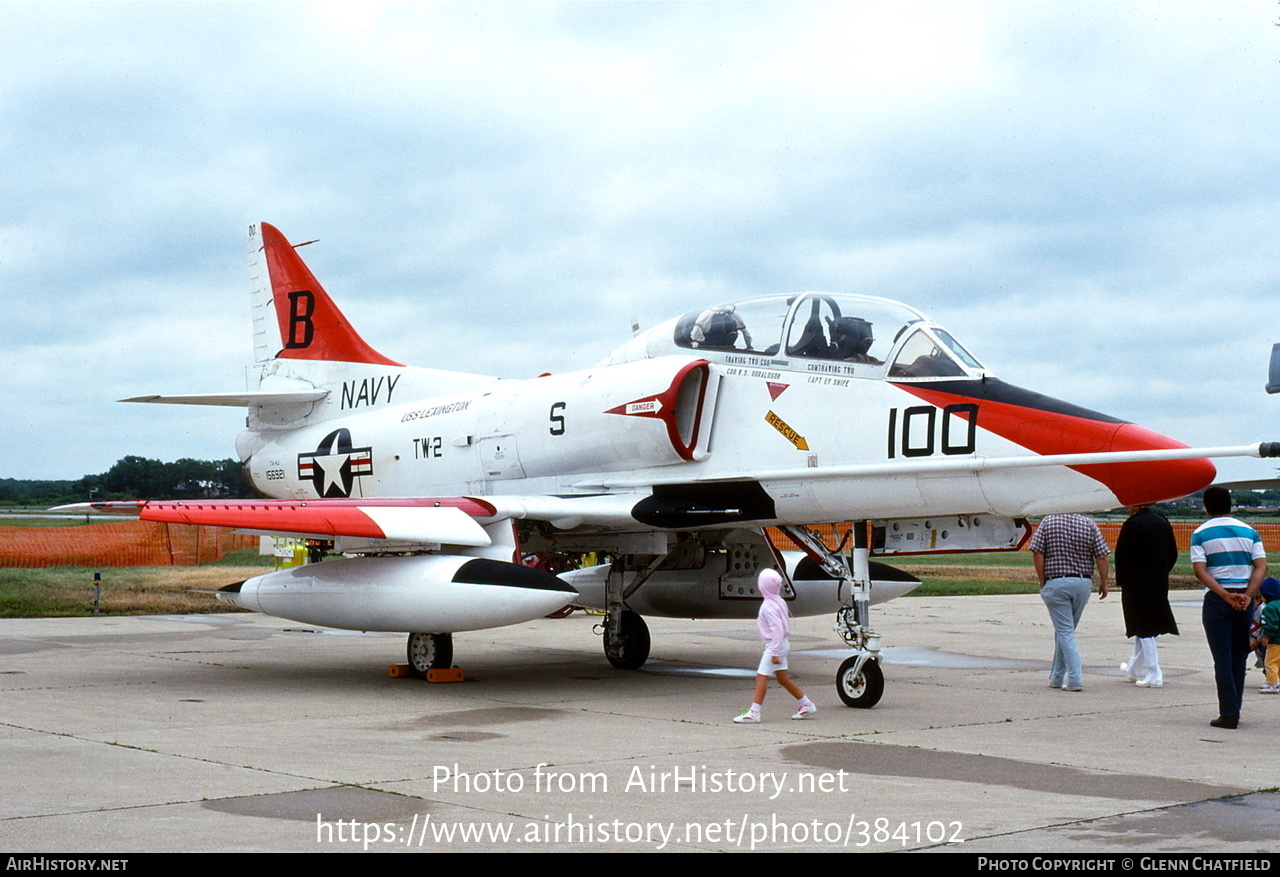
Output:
[{"xmin": 261, "ymin": 222, "xmax": 402, "ymax": 366}]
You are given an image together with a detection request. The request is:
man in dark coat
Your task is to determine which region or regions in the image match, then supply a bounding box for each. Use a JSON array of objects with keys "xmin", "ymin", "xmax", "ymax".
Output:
[{"xmin": 1115, "ymin": 505, "xmax": 1179, "ymax": 687}]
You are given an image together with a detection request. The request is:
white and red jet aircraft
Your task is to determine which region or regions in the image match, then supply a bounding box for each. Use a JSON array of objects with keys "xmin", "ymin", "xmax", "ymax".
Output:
[{"xmin": 73, "ymin": 222, "xmax": 1278, "ymax": 707}]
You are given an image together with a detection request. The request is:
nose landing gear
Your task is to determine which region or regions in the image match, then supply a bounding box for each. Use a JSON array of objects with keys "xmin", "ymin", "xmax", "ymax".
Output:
[{"xmin": 779, "ymin": 522, "xmax": 884, "ymax": 709}]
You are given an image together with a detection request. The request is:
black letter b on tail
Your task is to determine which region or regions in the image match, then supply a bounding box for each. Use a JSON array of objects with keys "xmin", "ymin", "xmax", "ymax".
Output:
[{"xmin": 286, "ymin": 291, "xmax": 316, "ymax": 349}]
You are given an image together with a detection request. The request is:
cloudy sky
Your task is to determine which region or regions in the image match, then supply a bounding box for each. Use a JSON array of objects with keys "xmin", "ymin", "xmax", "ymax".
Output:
[{"xmin": 4, "ymin": 1, "xmax": 1279, "ymax": 486}]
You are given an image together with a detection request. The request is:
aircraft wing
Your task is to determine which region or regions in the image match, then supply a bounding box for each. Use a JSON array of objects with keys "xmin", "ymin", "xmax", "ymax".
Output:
[
  {"xmin": 54, "ymin": 498, "xmax": 504, "ymax": 545},
  {"xmin": 52, "ymin": 441, "xmax": 1278, "ymax": 542},
  {"xmin": 51, "ymin": 494, "xmax": 647, "ymax": 545},
  {"xmin": 570, "ymin": 441, "xmax": 1280, "ymax": 489}
]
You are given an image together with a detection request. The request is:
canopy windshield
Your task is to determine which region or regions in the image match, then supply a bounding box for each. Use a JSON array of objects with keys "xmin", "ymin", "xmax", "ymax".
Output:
[{"xmin": 671, "ymin": 293, "xmax": 985, "ymax": 379}]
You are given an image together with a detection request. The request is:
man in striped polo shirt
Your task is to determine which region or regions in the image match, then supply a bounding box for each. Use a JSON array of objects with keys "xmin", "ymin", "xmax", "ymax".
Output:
[{"xmin": 1191, "ymin": 487, "xmax": 1267, "ymax": 730}]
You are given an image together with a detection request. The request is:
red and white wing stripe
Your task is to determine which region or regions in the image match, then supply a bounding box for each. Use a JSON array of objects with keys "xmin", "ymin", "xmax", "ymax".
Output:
[{"xmin": 69, "ymin": 498, "xmax": 498, "ymax": 546}]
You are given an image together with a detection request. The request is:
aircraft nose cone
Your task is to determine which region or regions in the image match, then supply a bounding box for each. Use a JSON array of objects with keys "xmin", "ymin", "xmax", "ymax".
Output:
[{"xmin": 1084, "ymin": 423, "xmax": 1216, "ymax": 506}]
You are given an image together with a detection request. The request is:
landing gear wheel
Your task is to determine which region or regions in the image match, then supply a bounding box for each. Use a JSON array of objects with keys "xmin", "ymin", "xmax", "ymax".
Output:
[
  {"xmin": 836, "ymin": 656, "xmax": 883, "ymax": 708},
  {"xmin": 407, "ymin": 632, "xmax": 453, "ymax": 677},
  {"xmin": 604, "ymin": 610, "xmax": 650, "ymax": 670}
]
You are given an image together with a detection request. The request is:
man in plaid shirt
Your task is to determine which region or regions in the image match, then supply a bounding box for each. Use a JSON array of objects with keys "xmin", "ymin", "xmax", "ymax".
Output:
[{"xmin": 1030, "ymin": 513, "xmax": 1111, "ymax": 692}]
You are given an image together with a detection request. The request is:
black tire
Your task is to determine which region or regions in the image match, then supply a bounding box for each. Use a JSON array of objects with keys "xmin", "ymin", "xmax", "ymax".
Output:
[
  {"xmin": 604, "ymin": 610, "xmax": 650, "ymax": 670},
  {"xmin": 406, "ymin": 632, "xmax": 453, "ymax": 677},
  {"xmin": 836, "ymin": 655, "xmax": 883, "ymax": 708}
]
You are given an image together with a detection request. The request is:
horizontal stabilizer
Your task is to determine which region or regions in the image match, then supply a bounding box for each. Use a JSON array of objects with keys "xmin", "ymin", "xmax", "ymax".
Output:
[{"xmin": 121, "ymin": 390, "xmax": 329, "ymax": 407}]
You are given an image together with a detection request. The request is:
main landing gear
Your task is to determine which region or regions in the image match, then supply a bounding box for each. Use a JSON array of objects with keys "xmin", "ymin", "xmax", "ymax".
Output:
[
  {"xmin": 604, "ymin": 609, "xmax": 650, "ymax": 670},
  {"xmin": 599, "ymin": 552, "xmax": 665, "ymax": 670},
  {"xmin": 406, "ymin": 632, "xmax": 453, "ymax": 676},
  {"xmin": 779, "ymin": 523, "xmax": 884, "ymax": 709}
]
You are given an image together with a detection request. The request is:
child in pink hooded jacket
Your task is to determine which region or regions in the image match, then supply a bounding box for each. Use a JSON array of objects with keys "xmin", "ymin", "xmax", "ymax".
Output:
[{"xmin": 733, "ymin": 569, "xmax": 817, "ymax": 723}]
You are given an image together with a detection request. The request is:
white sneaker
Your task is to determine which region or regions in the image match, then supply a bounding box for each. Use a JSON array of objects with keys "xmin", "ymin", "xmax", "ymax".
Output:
[
  {"xmin": 1119, "ymin": 662, "xmax": 1139, "ymax": 682},
  {"xmin": 1260, "ymin": 684, "xmax": 1280, "ymax": 694},
  {"xmin": 733, "ymin": 710, "xmax": 761, "ymax": 724},
  {"xmin": 791, "ymin": 703, "xmax": 817, "ymax": 720},
  {"xmin": 1136, "ymin": 679, "xmax": 1162, "ymax": 688}
]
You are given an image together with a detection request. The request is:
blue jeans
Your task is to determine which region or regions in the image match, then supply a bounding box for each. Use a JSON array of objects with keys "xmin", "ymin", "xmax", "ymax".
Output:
[
  {"xmin": 1202, "ymin": 591, "xmax": 1251, "ymax": 718},
  {"xmin": 1041, "ymin": 577, "xmax": 1092, "ymax": 688}
]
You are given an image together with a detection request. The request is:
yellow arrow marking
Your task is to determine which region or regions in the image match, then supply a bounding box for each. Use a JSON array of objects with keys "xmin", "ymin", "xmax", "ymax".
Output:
[{"xmin": 764, "ymin": 410, "xmax": 810, "ymax": 451}]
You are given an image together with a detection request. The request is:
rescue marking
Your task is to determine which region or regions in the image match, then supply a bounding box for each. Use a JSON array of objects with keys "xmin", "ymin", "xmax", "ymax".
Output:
[{"xmin": 765, "ymin": 410, "xmax": 809, "ymax": 450}]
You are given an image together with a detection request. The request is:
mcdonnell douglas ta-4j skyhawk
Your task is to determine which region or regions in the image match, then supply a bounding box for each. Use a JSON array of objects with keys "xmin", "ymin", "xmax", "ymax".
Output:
[{"xmin": 69, "ymin": 223, "xmax": 1279, "ymax": 707}]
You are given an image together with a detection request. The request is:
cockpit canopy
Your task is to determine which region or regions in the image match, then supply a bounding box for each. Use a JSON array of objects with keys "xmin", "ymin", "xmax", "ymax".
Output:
[{"xmin": 603, "ymin": 292, "xmax": 987, "ymax": 380}]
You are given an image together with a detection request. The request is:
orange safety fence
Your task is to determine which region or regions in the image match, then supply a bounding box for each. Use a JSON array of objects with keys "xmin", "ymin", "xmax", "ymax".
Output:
[
  {"xmin": 11, "ymin": 519, "xmax": 1278, "ymax": 568},
  {"xmin": 0, "ymin": 521, "xmax": 258, "ymax": 568}
]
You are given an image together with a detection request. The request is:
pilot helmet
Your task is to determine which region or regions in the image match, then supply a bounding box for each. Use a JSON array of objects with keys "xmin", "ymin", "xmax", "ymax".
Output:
[
  {"xmin": 701, "ymin": 310, "xmax": 740, "ymax": 347},
  {"xmin": 832, "ymin": 317, "xmax": 874, "ymax": 356}
]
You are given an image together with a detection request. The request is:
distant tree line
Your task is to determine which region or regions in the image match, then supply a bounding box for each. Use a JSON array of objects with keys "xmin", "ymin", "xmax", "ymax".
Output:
[
  {"xmin": 1116, "ymin": 490, "xmax": 1280, "ymax": 516},
  {"xmin": 1227, "ymin": 488, "xmax": 1280, "ymax": 508},
  {"xmin": 1, "ymin": 457, "xmax": 256, "ymax": 507}
]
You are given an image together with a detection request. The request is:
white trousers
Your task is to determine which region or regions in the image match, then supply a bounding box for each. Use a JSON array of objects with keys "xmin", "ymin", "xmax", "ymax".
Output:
[{"xmin": 1125, "ymin": 637, "xmax": 1161, "ymax": 686}]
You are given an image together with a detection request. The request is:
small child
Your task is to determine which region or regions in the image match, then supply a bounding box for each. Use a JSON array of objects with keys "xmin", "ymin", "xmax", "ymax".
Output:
[
  {"xmin": 1259, "ymin": 577, "xmax": 1280, "ymax": 694},
  {"xmin": 733, "ymin": 569, "xmax": 817, "ymax": 723}
]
